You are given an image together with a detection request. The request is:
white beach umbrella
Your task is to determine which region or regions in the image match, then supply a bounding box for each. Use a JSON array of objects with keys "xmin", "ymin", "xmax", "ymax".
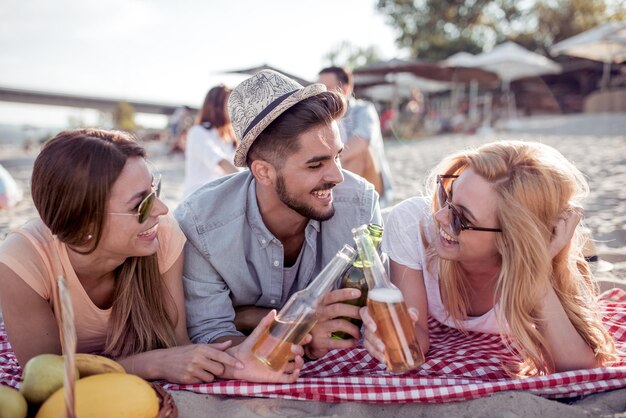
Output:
[
  {"xmin": 386, "ymin": 72, "xmax": 453, "ymax": 93},
  {"xmin": 361, "ymin": 73, "xmax": 451, "ymax": 102},
  {"xmin": 467, "ymin": 42, "xmax": 562, "ymax": 83},
  {"xmin": 551, "ymin": 21, "xmax": 626, "ymax": 88},
  {"xmin": 442, "ymin": 52, "xmax": 479, "ymax": 68},
  {"xmin": 442, "ymin": 42, "xmax": 562, "ymax": 119}
]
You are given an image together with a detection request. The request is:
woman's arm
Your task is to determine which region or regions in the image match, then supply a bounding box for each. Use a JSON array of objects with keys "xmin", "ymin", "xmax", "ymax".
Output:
[
  {"xmin": 0, "ymin": 263, "xmax": 61, "ymax": 368},
  {"xmin": 117, "ymin": 252, "xmax": 244, "ymax": 383},
  {"xmin": 217, "ymin": 159, "xmax": 238, "ymax": 175},
  {"xmin": 118, "ymin": 253, "xmax": 302, "ymax": 384},
  {"xmin": 535, "ymin": 286, "xmax": 598, "ymax": 372},
  {"xmin": 536, "ymin": 205, "xmax": 597, "ymax": 372}
]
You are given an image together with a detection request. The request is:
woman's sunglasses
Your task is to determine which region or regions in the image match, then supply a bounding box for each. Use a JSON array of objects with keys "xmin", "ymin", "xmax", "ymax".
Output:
[
  {"xmin": 437, "ymin": 174, "xmax": 502, "ymax": 235},
  {"xmin": 109, "ymin": 174, "xmax": 162, "ymax": 224}
]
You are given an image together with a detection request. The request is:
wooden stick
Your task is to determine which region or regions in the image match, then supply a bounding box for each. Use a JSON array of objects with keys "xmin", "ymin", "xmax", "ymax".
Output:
[{"xmin": 57, "ymin": 275, "xmax": 76, "ymax": 418}]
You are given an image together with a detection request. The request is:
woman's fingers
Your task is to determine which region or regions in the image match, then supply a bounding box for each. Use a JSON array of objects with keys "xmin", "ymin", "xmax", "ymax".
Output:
[
  {"xmin": 191, "ymin": 368, "xmax": 217, "ymax": 384},
  {"xmin": 201, "ymin": 344, "xmax": 244, "ymax": 370},
  {"xmin": 363, "ymin": 335, "xmax": 386, "ymax": 363},
  {"xmin": 550, "ymin": 205, "xmax": 583, "ymax": 258},
  {"xmin": 360, "ymin": 306, "xmax": 377, "ymax": 333},
  {"xmin": 408, "ymin": 307, "xmax": 419, "ymax": 323},
  {"xmin": 209, "ymin": 340, "xmax": 233, "ymax": 350}
]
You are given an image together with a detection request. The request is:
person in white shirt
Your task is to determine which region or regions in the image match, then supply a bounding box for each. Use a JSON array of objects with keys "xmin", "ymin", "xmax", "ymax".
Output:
[
  {"xmin": 182, "ymin": 85, "xmax": 238, "ymax": 198},
  {"xmin": 361, "ymin": 140, "xmax": 617, "ymax": 376}
]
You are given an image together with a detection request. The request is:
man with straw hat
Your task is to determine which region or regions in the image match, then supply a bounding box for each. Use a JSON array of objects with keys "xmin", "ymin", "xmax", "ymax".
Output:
[{"xmin": 175, "ymin": 70, "xmax": 381, "ymax": 360}]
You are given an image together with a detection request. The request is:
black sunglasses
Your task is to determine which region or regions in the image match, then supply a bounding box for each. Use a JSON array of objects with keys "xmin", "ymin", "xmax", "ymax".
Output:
[
  {"xmin": 109, "ymin": 174, "xmax": 162, "ymax": 224},
  {"xmin": 437, "ymin": 175, "xmax": 502, "ymax": 235}
]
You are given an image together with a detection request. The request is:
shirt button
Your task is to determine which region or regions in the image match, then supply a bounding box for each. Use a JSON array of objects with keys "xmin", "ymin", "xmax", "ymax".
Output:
[
  {"xmin": 273, "ymin": 260, "xmax": 279, "ymax": 267},
  {"xmin": 261, "ymin": 238, "xmax": 266, "ymax": 244},
  {"xmin": 270, "ymin": 299, "xmax": 276, "ymax": 304}
]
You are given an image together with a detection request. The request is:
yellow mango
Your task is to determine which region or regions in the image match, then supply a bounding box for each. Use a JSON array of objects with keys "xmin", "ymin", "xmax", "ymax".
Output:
[
  {"xmin": 74, "ymin": 353, "xmax": 125, "ymax": 377},
  {"xmin": 36, "ymin": 373, "xmax": 159, "ymax": 418}
]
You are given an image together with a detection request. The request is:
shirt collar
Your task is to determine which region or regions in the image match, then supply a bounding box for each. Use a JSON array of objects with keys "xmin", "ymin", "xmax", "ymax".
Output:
[{"xmin": 246, "ymin": 180, "xmax": 274, "ymax": 248}]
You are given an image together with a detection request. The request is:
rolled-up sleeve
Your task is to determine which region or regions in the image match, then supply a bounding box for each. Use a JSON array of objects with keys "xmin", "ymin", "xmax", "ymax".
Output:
[{"xmin": 175, "ymin": 203, "xmax": 243, "ymax": 344}]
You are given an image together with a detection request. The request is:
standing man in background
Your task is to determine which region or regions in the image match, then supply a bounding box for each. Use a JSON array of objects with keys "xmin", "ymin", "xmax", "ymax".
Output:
[{"xmin": 318, "ymin": 66, "xmax": 394, "ymax": 206}]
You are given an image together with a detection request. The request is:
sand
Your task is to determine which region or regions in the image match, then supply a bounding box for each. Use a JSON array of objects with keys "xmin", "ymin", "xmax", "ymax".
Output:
[{"xmin": 1, "ymin": 113, "xmax": 625, "ymax": 417}]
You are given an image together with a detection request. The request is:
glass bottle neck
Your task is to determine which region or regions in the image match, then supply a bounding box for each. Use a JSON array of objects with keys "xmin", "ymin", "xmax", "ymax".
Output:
[
  {"xmin": 353, "ymin": 224, "xmax": 383, "ymax": 266},
  {"xmin": 304, "ymin": 244, "xmax": 355, "ymax": 301},
  {"xmin": 352, "ymin": 225, "xmax": 392, "ymax": 290}
]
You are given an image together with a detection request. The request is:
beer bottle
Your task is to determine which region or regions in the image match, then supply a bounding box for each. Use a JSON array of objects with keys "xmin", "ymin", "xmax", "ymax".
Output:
[
  {"xmin": 253, "ymin": 244, "xmax": 355, "ymax": 371},
  {"xmin": 331, "ymin": 223, "xmax": 383, "ymax": 340},
  {"xmin": 352, "ymin": 224, "xmax": 424, "ymax": 373}
]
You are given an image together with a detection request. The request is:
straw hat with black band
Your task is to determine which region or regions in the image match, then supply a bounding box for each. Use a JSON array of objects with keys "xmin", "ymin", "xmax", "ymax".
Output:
[{"xmin": 227, "ymin": 70, "xmax": 327, "ymax": 167}]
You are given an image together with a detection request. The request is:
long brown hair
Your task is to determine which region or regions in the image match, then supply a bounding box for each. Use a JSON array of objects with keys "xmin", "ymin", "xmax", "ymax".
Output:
[
  {"xmin": 31, "ymin": 128, "xmax": 176, "ymax": 358},
  {"xmin": 426, "ymin": 140, "xmax": 617, "ymax": 376},
  {"xmin": 196, "ymin": 85, "xmax": 237, "ymax": 146}
]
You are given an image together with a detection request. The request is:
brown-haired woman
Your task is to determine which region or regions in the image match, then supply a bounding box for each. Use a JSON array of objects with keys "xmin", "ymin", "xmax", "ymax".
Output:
[
  {"xmin": 0, "ymin": 128, "xmax": 304, "ymax": 384},
  {"xmin": 182, "ymin": 85, "xmax": 239, "ymax": 198}
]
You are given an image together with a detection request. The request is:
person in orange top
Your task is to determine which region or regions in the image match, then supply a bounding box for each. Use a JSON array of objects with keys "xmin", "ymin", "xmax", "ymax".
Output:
[{"xmin": 0, "ymin": 128, "xmax": 305, "ymax": 384}]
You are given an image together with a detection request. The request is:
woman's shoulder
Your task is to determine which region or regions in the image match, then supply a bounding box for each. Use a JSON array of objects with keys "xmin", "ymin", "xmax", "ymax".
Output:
[
  {"xmin": 389, "ymin": 196, "xmax": 432, "ymax": 223},
  {"xmin": 385, "ymin": 196, "xmax": 436, "ymax": 248},
  {"xmin": 156, "ymin": 213, "xmax": 186, "ymax": 273},
  {"xmin": 2, "ymin": 219, "xmax": 53, "ymax": 250}
]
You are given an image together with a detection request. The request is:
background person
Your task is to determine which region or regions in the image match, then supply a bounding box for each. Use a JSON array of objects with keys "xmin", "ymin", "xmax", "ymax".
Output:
[
  {"xmin": 318, "ymin": 66, "xmax": 394, "ymax": 206},
  {"xmin": 0, "ymin": 128, "xmax": 303, "ymax": 384},
  {"xmin": 175, "ymin": 70, "xmax": 381, "ymax": 361},
  {"xmin": 0, "ymin": 163, "xmax": 23, "ymax": 210},
  {"xmin": 361, "ymin": 140, "xmax": 617, "ymax": 376},
  {"xmin": 182, "ymin": 85, "xmax": 239, "ymax": 198},
  {"xmin": 167, "ymin": 105, "xmax": 194, "ymax": 155}
]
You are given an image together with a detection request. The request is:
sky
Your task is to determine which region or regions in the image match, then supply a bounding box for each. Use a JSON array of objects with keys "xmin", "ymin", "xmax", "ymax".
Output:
[{"xmin": 0, "ymin": 0, "xmax": 402, "ymax": 128}]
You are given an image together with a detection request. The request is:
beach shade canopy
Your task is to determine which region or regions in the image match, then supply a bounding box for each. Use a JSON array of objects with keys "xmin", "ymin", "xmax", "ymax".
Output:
[
  {"xmin": 550, "ymin": 21, "xmax": 626, "ymax": 89},
  {"xmin": 442, "ymin": 52, "xmax": 480, "ymax": 68},
  {"xmin": 354, "ymin": 58, "xmax": 499, "ymax": 87},
  {"xmin": 361, "ymin": 73, "xmax": 452, "ymax": 101},
  {"xmin": 444, "ymin": 42, "xmax": 562, "ymax": 84},
  {"xmin": 551, "ymin": 21, "xmax": 626, "ymax": 64},
  {"xmin": 223, "ymin": 64, "xmax": 311, "ymax": 86}
]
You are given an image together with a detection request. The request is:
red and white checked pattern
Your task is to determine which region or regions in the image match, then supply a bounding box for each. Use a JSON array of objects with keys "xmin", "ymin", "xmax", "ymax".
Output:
[{"xmin": 2, "ymin": 289, "xmax": 626, "ymax": 403}]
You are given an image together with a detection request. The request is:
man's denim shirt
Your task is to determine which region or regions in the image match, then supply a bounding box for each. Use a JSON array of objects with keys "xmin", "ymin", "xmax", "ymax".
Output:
[{"xmin": 174, "ymin": 170, "xmax": 381, "ymax": 344}]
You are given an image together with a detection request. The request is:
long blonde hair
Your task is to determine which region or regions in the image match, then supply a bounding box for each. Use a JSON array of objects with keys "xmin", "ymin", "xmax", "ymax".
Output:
[{"xmin": 426, "ymin": 140, "xmax": 617, "ymax": 376}]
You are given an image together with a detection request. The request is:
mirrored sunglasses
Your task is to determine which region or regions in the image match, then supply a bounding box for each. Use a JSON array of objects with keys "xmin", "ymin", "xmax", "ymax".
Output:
[{"xmin": 109, "ymin": 174, "xmax": 162, "ymax": 224}]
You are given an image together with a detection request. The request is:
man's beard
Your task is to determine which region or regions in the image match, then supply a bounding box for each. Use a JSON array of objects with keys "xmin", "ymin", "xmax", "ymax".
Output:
[{"xmin": 275, "ymin": 174, "xmax": 336, "ymax": 221}]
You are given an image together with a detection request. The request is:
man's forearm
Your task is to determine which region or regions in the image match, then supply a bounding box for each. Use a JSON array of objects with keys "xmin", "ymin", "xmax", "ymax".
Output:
[
  {"xmin": 234, "ymin": 306, "xmax": 272, "ymax": 335},
  {"xmin": 214, "ymin": 335, "xmax": 247, "ymax": 346}
]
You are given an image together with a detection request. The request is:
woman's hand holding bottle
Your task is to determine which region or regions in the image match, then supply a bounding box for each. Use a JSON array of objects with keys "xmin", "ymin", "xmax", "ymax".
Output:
[{"xmin": 360, "ymin": 305, "xmax": 420, "ymax": 366}]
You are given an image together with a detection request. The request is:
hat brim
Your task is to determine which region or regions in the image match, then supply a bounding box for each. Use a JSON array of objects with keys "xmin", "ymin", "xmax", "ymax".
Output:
[{"xmin": 234, "ymin": 83, "xmax": 327, "ymax": 167}]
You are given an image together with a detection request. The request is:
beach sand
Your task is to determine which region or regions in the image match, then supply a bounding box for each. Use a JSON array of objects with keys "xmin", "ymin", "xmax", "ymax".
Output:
[{"xmin": 1, "ymin": 113, "xmax": 625, "ymax": 417}]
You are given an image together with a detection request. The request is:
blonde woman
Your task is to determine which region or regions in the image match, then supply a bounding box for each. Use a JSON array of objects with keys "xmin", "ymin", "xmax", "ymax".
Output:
[
  {"xmin": 362, "ymin": 140, "xmax": 617, "ymax": 376},
  {"xmin": 0, "ymin": 128, "xmax": 305, "ymax": 384}
]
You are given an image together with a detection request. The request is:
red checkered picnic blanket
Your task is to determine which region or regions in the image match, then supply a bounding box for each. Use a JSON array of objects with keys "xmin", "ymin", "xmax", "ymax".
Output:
[{"xmin": 2, "ymin": 288, "xmax": 626, "ymax": 403}]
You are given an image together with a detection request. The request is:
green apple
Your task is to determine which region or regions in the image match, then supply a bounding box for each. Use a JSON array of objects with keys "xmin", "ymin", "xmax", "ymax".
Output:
[
  {"xmin": 19, "ymin": 354, "xmax": 79, "ymax": 404},
  {"xmin": 0, "ymin": 385, "xmax": 27, "ymax": 418}
]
